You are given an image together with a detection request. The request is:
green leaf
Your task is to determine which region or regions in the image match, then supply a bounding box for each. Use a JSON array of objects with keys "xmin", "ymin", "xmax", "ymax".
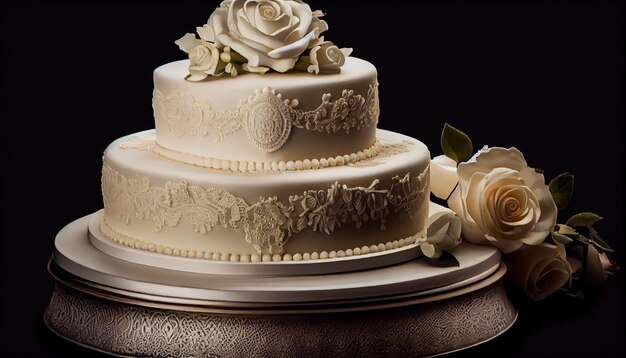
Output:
[
  {"xmin": 555, "ymin": 224, "xmax": 578, "ymax": 236},
  {"xmin": 566, "ymin": 212, "xmax": 603, "ymax": 227},
  {"xmin": 572, "ymin": 234, "xmax": 591, "ymax": 245},
  {"xmin": 230, "ymin": 50, "xmax": 247, "ymax": 63},
  {"xmin": 549, "ymin": 172, "xmax": 574, "ymax": 210},
  {"xmin": 441, "ymin": 123, "xmax": 473, "ymax": 165},
  {"xmin": 551, "ymin": 231, "xmax": 574, "ymax": 244},
  {"xmin": 588, "ymin": 226, "xmax": 614, "ymax": 252}
]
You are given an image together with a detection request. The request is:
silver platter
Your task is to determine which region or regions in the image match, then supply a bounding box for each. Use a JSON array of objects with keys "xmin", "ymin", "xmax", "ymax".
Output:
[{"xmin": 55, "ymin": 213, "xmax": 503, "ymax": 304}]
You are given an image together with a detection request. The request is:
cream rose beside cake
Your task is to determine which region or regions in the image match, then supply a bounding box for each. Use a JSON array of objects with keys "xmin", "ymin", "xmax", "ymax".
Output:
[
  {"xmin": 430, "ymin": 123, "xmax": 617, "ymax": 301},
  {"xmin": 448, "ymin": 146, "xmax": 557, "ymax": 254},
  {"xmin": 504, "ymin": 243, "xmax": 571, "ymax": 301}
]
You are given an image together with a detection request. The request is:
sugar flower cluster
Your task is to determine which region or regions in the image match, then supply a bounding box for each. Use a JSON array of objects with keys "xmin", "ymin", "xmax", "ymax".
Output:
[{"xmin": 176, "ymin": 0, "xmax": 352, "ymax": 80}]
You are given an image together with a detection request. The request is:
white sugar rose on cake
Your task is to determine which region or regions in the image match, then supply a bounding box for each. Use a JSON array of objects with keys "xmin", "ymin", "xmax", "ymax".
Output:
[
  {"xmin": 175, "ymin": 0, "xmax": 351, "ymax": 79},
  {"xmin": 430, "ymin": 123, "xmax": 618, "ymax": 301}
]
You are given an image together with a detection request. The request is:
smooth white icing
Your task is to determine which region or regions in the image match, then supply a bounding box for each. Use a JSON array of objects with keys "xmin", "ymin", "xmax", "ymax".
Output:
[
  {"xmin": 101, "ymin": 129, "xmax": 430, "ymax": 256},
  {"xmin": 121, "ymin": 131, "xmax": 383, "ymax": 173}
]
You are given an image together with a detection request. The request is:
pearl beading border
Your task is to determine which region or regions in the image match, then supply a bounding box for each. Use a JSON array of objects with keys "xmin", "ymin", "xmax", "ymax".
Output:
[
  {"xmin": 100, "ymin": 217, "xmax": 421, "ymax": 263},
  {"xmin": 121, "ymin": 137, "xmax": 383, "ymax": 173}
]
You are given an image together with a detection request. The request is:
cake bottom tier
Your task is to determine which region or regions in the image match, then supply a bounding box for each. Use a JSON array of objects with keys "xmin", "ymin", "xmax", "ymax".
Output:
[{"xmin": 101, "ymin": 129, "xmax": 430, "ymax": 260}]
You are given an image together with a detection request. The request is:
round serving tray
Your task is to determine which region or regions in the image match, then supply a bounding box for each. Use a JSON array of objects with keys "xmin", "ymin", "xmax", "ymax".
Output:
[
  {"xmin": 88, "ymin": 210, "xmax": 423, "ymax": 276},
  {"xmin": 54, "ymin": 213, "xmax": 502, "ymax": 304}
]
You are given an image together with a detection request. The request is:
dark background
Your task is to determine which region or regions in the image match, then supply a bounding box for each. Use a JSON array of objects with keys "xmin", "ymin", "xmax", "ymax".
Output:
[{"xmin": 1, "ymin": 0, "xmax": 623, "ymax": 356}]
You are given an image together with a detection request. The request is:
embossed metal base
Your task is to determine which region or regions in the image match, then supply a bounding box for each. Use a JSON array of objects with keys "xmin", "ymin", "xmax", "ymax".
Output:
[
  {"xmin": 44, "ymin": 213, "xmax": 517, "ymax": 357},
  {"xmin": 45, "ymin": 261, "xmax": 516, "ymax": 357}
]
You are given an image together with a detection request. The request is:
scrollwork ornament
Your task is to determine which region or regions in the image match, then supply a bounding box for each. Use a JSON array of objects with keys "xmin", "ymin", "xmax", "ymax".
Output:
[{"xmin": 244, "ymin": 90, "xmax": 292, "ymax": 152}]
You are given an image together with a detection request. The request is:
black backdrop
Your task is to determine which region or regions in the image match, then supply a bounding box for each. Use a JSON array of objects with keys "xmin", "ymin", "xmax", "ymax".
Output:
[{"xmin": 1, "ymin": 1, "xmax": 624, "ymax": 356}]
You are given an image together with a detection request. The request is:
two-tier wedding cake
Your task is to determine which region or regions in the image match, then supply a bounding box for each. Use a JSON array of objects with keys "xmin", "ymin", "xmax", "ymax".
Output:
[
  {"xmin": 45, "ymin": 2, "xmax": 521, "ymax": 356},
  {"xmin": 97, "ymin": 0, "xmax": 443, "ymax": 266}
]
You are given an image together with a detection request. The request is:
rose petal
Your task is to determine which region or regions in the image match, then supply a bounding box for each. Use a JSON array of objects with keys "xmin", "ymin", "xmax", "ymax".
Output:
[
  {"xmin": 505, "ymin": 245, "xmax": 551, "ymax": 289},
  {"xmin": 499, "ymin": 186, "xmax": 531, "ymax": 220},
  {"xmin": 244, "ymin": 1, "xmax": 258, "ymax": 26},
  {"xmin": 583, "ymin": 244, "xmax": 609, "ymax": 288},
  {"xmin": 430, "ymin": 155, "xmax": 458, "ymax": 200},
  {"xmin": 322, "ymin": 44, "xmax": 343, "ymax": 67},
  {"xmin": 268, "ymin": 30, "xmax": 316, "ymax": 59},
  {"xmin": 242, "ymin": 63, "xmax": 270, "ymax": 74},
  {"xmin": 236, "ymin": 12, "xmax": 285, "ymax": 49},
  {"xmin": 519, "ymin": 166, "xmax": 545, "ymax": 188},
  {"xmin": 175, "ymin": 33, "xmax": 203, "ymax": 53},
  {"xmin": 599, "ymin": 252, "xmax": 612, "ymax": 271},
  {"xmin": 340, "ymin": 48, "xmax": 353, "ymax": 57},
  {"xmin": 519, "ymin": 230, "xmax": 549, "ymax": 247},
  {"xmin": 256, "ymin": 8, "xmax": 293, "ymax": 36},
  {"xmin": 527, "ymin": 185, "xmax": 557, "ymax": 233},
  {"xmin": 219, "ymin": 33, "xmax": 297, "ymax": 72},
  {"xmin": 448, "ymin": 187, "xmax": 487, "ymax": 244},
  {"xmin": 284, "ymin": 0, "xmax": 314, "ymax": 41},
  {"xmin": 476, "ymin": 147, "xmax": 528, "ymax": 172},
  {"xmin": 464, "ymin": 172, "xmax": 487, "ymax": 230},
  {"xmin": 196, "ymin": 24, "xmax": 216, "ymax": 42},
  {"xmin": 505, "ymin": 244, "xmax": 571, "ymax": 300},
  {"xmin": 530, "ymin": 260, "xmax": 571, "ymax": 300},
  {"xmin": 427, "ymin": 202, "xmax": 462, "ymax": 250},
  {"xmin": 309, "ymin": 44, "xmax": 321, "ymax": 66},
  {"xmin": 567, "ymin": 257, "xmax": 583, "ymax": 275},
  {"xmin": 490, "ymin": 236, "xmax": 524, "ymax": 253},
  {"xmin": 186, "ymin": 71, "xmax": 209, "ymax": 82},
  {"xmin": 420, "ymin": 242, "xmax": 442, "ymax": 258},
  {"xmin": 240, "ymin": 36, "xmax": 273, "ymax": 53},
  {"xmin": 276, "ymin": 0, "xmax": 294, "ymax": 18},
  {"xmin": 208, "ymin": 7, "xmax": 229, "ymax": 47},
  {"xmin": 495, "ymin": 186, "xmax": 537, "ymax": 233}
]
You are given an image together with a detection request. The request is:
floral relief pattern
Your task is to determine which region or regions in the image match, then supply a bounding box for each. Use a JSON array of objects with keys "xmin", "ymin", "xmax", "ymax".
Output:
[
  {"xmin": 101, "ymin": 163, "xmax": 428, "ymax": 254},
  {"xmin": 152, "ymin": 82, "xmax": 379, "ymax": 152},
  {"xmin": 45, "ymin": 281, "xmax": 515, "ymax": 357}
]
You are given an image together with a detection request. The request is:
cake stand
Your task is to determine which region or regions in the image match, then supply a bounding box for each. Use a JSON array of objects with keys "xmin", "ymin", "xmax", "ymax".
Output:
[{"xmin": 44, "ymin": 213, "xmax": 517, "ymax": 357}]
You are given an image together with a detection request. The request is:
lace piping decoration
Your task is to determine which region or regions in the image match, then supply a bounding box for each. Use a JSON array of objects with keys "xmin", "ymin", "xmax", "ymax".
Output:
[
  {"xmin": 152, "ymin": 81, "xmax": 379, "ymax": 152},
  {"xmin": 101, "ymin": 163, "xmax": 428, "ymax": 254}
]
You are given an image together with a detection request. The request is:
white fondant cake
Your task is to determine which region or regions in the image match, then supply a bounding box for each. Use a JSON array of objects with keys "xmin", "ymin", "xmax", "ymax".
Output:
[{"xmin": 98, "ymin": 0, "xmax": 435, "ymax": 264}]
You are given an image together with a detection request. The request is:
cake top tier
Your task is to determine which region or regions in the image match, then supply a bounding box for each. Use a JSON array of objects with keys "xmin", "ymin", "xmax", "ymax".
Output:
[
  {"xmin": 175, "ymin": 0, "xmax": 352, "ymax": 80},
  {"xmin": 152, "ymin": 56, "xmax": 378, "ymax": 168}
]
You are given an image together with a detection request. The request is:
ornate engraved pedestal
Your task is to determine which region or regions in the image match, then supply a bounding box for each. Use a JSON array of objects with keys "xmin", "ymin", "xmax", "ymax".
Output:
[{"xmin": 45, "ymin": 213, "xmax": 517, "ymax": 357}]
